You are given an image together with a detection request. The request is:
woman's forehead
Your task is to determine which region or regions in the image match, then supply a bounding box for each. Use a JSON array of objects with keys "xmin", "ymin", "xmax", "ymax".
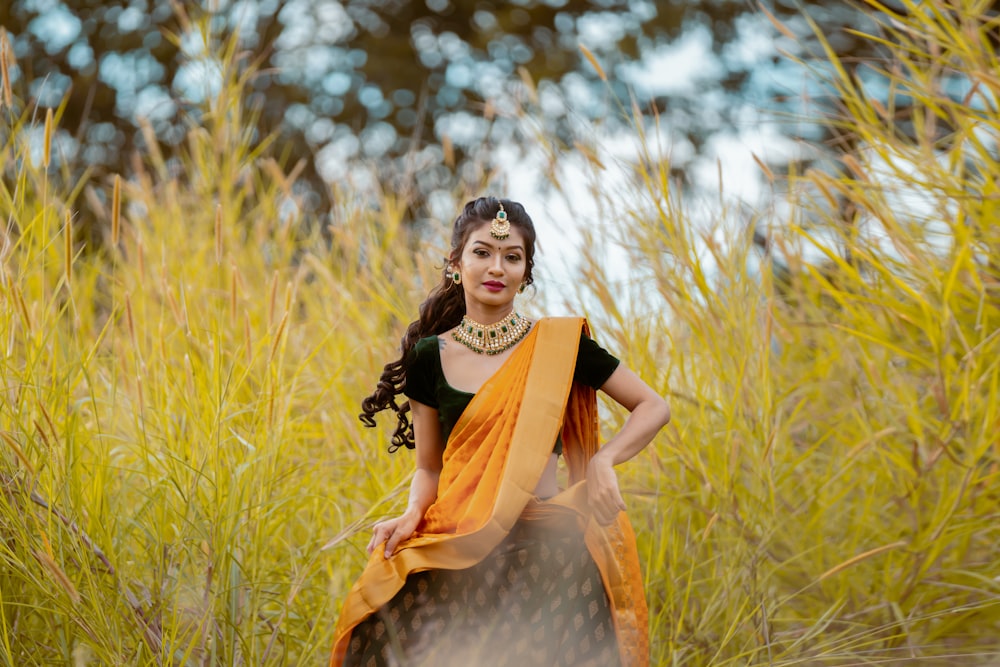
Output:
[{"xmin": 466, "ymin": 224, "xmax": 526, "ymax": 249}]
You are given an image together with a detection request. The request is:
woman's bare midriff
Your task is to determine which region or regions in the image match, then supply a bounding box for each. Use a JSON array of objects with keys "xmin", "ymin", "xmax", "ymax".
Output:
[{"xmin": 533, "ymin": 453, "xmax": 560, "ymax": 499}]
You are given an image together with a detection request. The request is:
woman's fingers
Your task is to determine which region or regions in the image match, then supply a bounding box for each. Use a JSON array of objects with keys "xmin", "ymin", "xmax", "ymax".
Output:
[
  {"xmin": 366, "ymin": 522, "xmax": 387, "ymax": 556},
  {"xmin": 589, "ymin": 484, "xmax": 627, "ymax": 525},
  {"xmin": 595, "ymin": 504, "xmax": 621, "ymax": 526},
  {"xmin": 366, "ymin": 518, "xmax": 416, "ymax": 558},
  {"xmin": 384, "ymin": 529, "xmax": 406, "ymax": 558},
  {"xmin": 586, "ymin": 454, "xmax": 627, "ymax": 525}
]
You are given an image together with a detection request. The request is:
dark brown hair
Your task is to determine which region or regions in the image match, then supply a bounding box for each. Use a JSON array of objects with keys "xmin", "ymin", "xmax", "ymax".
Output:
[{"xmin": 359, "ymin": 196, "xmax": 537, "ymax": 451}]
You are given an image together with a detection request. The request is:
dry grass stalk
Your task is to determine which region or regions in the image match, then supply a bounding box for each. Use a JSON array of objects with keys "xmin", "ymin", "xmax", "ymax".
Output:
[
  {"xmin": 136, "ymin": 236, "xmax": 145, "ymax": 280},
  {"xmin": 230, "ymin": 263, "xmax": 238, "ymax": 325},
  {"xmin": 125, "ymin": 292, "xmax": 136, "ymax": 347},
  {"xmin": 578, "ymin": 43, "xmax": 607, "ymax": 82},
  {"xmin": 13, "ymin": 285, "xmax": 32, "ymax": 332},
  {"xmin": 215, "ymin": 203, "xmax": 223, "ymax": 265},
  {"xmin": 111, "ymin": 174, "xmax": 121, "ymax": 246},
  {"xmin": 0, "ymin": 28, "xmax": 12, "ymax": 109},
  {"xmin": 244, "ymin": 311, "xmax": 252, "ymax": 364},
  {"xmin": 32, "ymin": 549, "xmax": 81, "ymax": 605},
  {"xmin": 757, "ymin": 2, "xmax": 798, "ymax": 41},
  {"xmin": 64, "ymin": 209, "xmax": 73, "ymax": 286},
  {"xmin": 818, "ymin": 541, "xmax": 909, "ymax": 581},
  {"xmin": 268, "ymin": 269, "xmax": 278, "ymax": 325},
  {"xmin": 1, "ymin": 430, "xmax": 35, "ymax": 473},
  {"xmin": 42, "ymin": 108, "xmax": 53, "ymax": 168},
  {"xmin": 268, "ymin": 311, "xmax": 288, "ymax": 365}
]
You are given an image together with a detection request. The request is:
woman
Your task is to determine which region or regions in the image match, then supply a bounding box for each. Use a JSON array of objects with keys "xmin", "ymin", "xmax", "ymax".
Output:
[{"xmin": 331, "ymin": 197, "xmax": 670, "ymax": 667}]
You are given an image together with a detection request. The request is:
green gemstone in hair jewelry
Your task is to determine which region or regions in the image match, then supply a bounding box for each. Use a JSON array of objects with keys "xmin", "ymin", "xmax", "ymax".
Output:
[{"xmin": 490, "ymin": 202, "xmax": 511, "ymax": 240}]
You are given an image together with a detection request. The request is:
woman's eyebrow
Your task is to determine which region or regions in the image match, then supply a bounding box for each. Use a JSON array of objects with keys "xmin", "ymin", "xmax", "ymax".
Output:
[{"xmin": 472, "ymin": 240, "xmax": 524, "ymax": 251}]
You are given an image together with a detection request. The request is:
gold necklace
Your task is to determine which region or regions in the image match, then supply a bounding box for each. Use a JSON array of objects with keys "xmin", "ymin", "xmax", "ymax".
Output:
[{"xmin": 452, "ymin": 311, "xmax": 530, "ymax": 355}]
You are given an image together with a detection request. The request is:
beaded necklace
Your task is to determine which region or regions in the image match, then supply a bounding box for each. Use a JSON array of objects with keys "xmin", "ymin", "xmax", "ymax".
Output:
[{"xmin": 452, "ymin": 311, "xmax": 530, "ymax": 355}]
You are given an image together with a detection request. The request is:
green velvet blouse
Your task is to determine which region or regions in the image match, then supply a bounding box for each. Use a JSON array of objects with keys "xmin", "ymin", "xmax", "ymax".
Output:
[{"xmin": 403, "ymin": 330, "xmax": 620, "ymax": 453}]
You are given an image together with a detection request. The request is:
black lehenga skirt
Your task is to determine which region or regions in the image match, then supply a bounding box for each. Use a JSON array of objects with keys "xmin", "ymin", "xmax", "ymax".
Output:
[{"xmin": 343, "ymin": 509, "xmax": 621, "ymax": 667}]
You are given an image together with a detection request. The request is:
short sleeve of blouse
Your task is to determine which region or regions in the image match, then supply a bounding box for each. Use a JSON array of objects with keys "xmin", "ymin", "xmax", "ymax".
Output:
[
  {"xmin": 403, "ymin": 336, "xmax": 440, "ymax": 409},
  {"xmin": 575, "ymin": 332, "xmax": 620, "ymax": 389}
]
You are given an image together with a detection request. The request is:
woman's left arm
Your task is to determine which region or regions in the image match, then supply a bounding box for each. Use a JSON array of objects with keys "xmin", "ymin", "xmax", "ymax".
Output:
[{"xmin": 586, "ymin": 366, "xmax": 671, "ymax": 525}]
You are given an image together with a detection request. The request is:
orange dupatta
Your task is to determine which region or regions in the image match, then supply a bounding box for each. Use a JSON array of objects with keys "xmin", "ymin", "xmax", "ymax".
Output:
[
  {"xmin": 330, "ymin": 318, "xmax": 649, "ymax": 666},
  {"xmin": 555, "ymin": 374, "xmax": 651, "ymax": 667}
]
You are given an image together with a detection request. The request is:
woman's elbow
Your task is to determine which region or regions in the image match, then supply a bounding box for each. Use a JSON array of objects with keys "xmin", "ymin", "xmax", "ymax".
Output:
[
  {"xmin": 654, "ymin": 396, "xmax": 671, "ymax": 428},
  {"xmin": 637, "ymin": 393, "xmax": 670, "ymax": 429}
]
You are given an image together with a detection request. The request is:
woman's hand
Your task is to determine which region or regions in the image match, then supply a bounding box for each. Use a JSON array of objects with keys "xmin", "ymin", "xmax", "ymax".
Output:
[
  {"xmin": 367, "ymin": 510, "xmax": 422, "ymax": 559},
  {"xmin": 586, "ymin": 452, "xmax": 627, "ymax": 526},
  {"xmin": 582, "ymin": 365, "xmax": 670, "ymax": 527}
]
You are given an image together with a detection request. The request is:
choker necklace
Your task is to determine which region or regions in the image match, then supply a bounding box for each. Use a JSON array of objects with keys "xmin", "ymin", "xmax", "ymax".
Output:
[{"xmin": 452, "ymin": 311, "xmax": 530, "ymax": 355}]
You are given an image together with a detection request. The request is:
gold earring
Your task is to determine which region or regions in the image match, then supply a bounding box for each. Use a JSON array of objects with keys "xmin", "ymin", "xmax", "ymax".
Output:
[
  {"xmin": 518, "ymin": 282, "xmax": 527, "ymax": 293},
  {"xmin": 450, "ymin": 268, "xmax": 461, "ymax": 285}
]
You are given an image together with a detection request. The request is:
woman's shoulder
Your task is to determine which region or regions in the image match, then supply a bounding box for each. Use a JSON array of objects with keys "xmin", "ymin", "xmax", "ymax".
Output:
[
  {"xmin": 404, "ymin": 335, "xmax": 443, "ymax": 407},
  {"xmin": 413, "ymin": 334, "xmax": 441, "ymax": 352},
  {"xmin": 405, "ymin": 335, "xmax": 442, "ymax": 369}
]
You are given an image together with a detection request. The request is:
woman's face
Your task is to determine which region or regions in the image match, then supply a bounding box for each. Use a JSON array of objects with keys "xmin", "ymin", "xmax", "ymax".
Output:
[{"xmin": 455, "ymin": 222, "xmax": 528, "ymax": 310}]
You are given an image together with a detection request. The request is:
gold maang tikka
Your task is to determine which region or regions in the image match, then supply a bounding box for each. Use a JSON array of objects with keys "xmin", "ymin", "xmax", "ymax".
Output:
[{"xmin": 490, "ymin": 203, "xmax": 510, "ymax": 240}]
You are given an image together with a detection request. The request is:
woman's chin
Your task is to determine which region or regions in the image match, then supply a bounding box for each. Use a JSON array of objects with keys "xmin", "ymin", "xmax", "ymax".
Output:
[{"xmin": 468, "ymin": 290, "xmax": 515, "ymax": 307}]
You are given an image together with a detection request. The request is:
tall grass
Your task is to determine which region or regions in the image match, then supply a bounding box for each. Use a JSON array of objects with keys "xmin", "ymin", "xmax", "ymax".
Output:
[
  {"xmin": 548, "ymin": 1, "xmax": 1000, "ymax": 663},
  {"xmin": 1, "ymin": 26, "xmax": 433, "ymax": 665},
  {"xmin": 2, "ymin": 2, "xmax": 999, "ymax": 665}
]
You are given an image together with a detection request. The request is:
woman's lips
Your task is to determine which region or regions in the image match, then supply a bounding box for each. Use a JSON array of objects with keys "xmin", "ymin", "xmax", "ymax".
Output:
[{"xmin": 483, "ymin": 281, "xmax": 505, "ymax": 292}]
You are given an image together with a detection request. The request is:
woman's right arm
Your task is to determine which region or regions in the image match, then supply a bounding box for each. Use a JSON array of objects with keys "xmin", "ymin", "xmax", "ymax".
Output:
[{"xmin": 366, "ymin": 399, "xmax": 445, "ymax": 558}]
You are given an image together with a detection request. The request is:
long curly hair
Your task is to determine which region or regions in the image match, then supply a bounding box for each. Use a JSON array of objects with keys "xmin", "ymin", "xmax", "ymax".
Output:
[{"xmin": 359, "ymin": 196, "xmax": 537, "ymax": 451}]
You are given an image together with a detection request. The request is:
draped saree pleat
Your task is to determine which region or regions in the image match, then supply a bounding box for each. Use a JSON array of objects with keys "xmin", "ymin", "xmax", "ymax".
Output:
[{"xmin": 330, "ymin": 318, "xmax": 649, "ymax": 667}]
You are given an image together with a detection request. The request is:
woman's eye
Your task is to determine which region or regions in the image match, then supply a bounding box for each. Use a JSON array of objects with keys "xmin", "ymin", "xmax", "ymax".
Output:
[
  {"xmin": 506, "ymin": 255, "xmax": 522, "ymax": 262},
  {"xmin": 474, "ymin": 249, "xmax": 489, "ymax": 257}
]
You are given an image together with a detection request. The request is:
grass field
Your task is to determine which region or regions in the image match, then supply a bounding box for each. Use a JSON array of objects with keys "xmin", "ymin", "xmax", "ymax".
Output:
[{"xmin": 2, "ymin": 2, "xmax": 999, "ymax": 665}]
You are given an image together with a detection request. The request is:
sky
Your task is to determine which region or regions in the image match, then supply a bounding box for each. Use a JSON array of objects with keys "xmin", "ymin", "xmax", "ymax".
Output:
[
  {"xmin": 16, "ymin": 0, "xmax": 963, "ymax": 303},
  {"xmin": 434, "ymin": 10, "xmax": 805, "ymax": 308}
]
